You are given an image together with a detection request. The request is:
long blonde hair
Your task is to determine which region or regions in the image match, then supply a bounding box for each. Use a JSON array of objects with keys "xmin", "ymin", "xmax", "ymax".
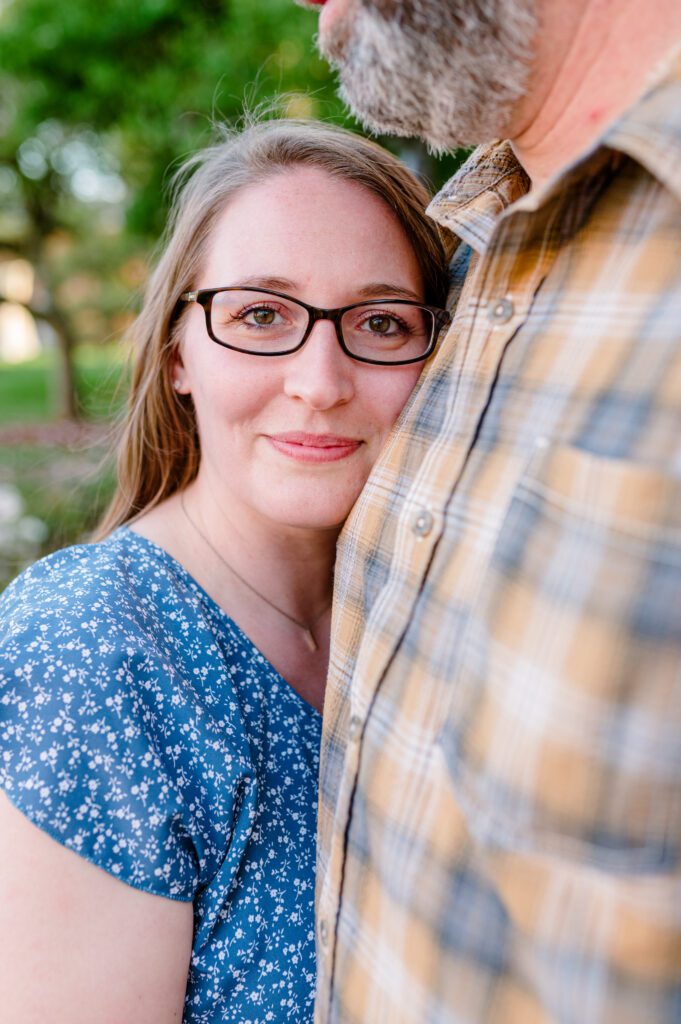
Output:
[{"xmin": 97, "ymin": 119, "xmax": 450, "ymax": 536}]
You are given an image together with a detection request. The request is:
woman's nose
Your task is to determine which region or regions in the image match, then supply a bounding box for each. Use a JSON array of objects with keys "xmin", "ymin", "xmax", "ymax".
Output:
[{"xmin": 283, "ymin": 320, "xmax": 355, "ymax": 410}]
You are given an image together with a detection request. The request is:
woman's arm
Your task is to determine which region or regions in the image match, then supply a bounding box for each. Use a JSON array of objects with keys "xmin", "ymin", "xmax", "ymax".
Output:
[{"xmin": 0, "ymin": 792, "xmax": 194, "ymax": 1024}]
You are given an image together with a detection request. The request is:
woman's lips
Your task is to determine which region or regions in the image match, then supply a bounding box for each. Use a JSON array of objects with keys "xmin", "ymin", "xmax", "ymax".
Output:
[{"xmin": 266, "ymin": 432, "xmax": 361, "ymax": 463}]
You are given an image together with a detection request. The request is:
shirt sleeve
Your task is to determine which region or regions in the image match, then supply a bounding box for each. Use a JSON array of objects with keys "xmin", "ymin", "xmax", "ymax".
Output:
[{"xmin": 0, "ymin": 548, "xmax": 199, "ymax": 902}]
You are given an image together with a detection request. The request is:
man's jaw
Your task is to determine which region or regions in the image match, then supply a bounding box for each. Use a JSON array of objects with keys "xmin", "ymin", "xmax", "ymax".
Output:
[{"xmin": 315, "ymin": 0, "xmax": 537, "ymax": 153}]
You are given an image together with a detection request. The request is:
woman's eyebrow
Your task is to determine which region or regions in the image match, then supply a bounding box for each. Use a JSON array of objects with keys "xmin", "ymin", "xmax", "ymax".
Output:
[
  {"xmin": 230, "ymin": 277, "xmax": 422, "ymax": 302},
  {"xmin": 354, "ymin": 283, "xmax": 423, "ymax": 301},
  {"xmin": 233, "ymin": 275, "xmax": 298, "ymax": 292}
]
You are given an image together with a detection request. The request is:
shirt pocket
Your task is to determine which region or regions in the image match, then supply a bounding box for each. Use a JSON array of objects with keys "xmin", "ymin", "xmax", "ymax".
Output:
[{"xmin": 440, "ymin": 443, "xmax": 681, "ymax": 874}]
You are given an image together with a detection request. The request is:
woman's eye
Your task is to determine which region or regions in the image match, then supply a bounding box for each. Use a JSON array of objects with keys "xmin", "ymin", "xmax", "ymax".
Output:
[
  {"xmin": 251, "ymin": 308, "xmax": 277, "ymax": 326},
  {"xmin": 359, "ymin": 313, "xmax": 408, "ymax": 335},
  {"xmin": 367, "ymin": 315, "xmax": 393, "ymax": 334},
  {"xmin": 238, "ymin": 305, "xmax": 284, "ymax": 327}
]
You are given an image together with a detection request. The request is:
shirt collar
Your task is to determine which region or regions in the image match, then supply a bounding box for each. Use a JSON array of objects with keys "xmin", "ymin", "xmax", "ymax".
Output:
[
  {"xmin": 604, "ymin": 44, "xmax": 681, "ymax": 205},
  {"xmin": 427, "ymin": 43, "xmax": 681, "ymax": 253},
  {"xmin": 426, "ymin": 140, "xmax": 529, "ymax": 254}
]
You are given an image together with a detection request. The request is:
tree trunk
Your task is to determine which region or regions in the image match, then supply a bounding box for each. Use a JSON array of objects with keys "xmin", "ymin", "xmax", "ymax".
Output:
[
  {"xmin": 16, "ymin": 169, "xmax": 81, "ymax": 421},
  {"xmin": 47, "ymin": 307, "xmax": 80, "ymax": 421},
  {"xmin": 22, "ymin": 301, "xmax": 81, "ymax": 421}
]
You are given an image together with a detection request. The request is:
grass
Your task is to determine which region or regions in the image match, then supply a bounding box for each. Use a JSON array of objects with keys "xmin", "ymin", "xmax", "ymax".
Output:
[
  {"xmin": 0, "ymin": 346, "xmax": 126, "ymax": 590},
  {"xmin": 0, "ymin": 345, "xmax": 128, "ymax": 424},
  {"xmin": 0, "ymin": 359, "xmax": 51, "ymax": 422}
]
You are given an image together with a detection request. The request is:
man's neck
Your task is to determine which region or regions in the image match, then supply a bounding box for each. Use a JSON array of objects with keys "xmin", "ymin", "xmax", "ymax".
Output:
[{"xmin": 510, "ymin": 0, "xmax": 681, "ymax": 189}]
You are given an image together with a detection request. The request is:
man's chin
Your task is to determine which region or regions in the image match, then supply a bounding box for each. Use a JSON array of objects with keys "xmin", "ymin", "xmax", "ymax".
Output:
[
  {"xmin": 317, "ymin": 0, "xmax": 535, "ymax": 153},
  {"xmin": 318, "ymin": 4, "xmax": 452, "ymax": 148}
]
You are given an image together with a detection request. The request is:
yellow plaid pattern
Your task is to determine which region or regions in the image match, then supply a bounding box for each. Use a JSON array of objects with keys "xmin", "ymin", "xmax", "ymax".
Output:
[{"xmin": 315, "ymin": 53, "xmax": 681, "ymax": 1024}]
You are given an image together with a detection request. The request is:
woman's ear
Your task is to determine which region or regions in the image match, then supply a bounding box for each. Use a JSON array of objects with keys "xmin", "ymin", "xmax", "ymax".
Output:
[{"xmin": 170, "ymin": 352, "xmax": 191, "ymax": 395}]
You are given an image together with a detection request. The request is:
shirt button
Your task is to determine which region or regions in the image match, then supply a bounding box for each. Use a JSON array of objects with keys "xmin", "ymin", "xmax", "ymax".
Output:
[
  {"xmin": 319, "ymin": 918, "xmax": 329, "ymax": 948},
  {"xmin": 412, "ymin": 508, "xmax": 434, "ymax": 538},
  {"xmin": 487, "ymin": 296, "xmax": 514, "ymax": 324},
  {"xmin": 348, "ymin": 714, "xmax": 362, "ymax": 740}
]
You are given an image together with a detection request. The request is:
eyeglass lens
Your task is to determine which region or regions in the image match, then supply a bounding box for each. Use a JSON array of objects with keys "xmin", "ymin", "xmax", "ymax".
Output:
[{"xmin": 209, "ymin": 290, "xmax": 434, "ymax": 363}]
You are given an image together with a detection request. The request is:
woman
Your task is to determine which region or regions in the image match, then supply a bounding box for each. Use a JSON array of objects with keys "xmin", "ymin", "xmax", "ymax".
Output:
[{"xmin": 0, "ymin": 119, "xmax": 449, "ymax": 1023}]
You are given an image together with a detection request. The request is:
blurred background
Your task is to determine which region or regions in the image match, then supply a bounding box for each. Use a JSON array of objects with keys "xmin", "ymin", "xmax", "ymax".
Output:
[{"xmin": 0, "ymin": 0, "xmax": 463, "ymax": 590}]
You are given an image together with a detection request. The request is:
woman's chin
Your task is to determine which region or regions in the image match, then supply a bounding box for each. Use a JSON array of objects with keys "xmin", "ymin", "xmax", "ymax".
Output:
[{"xmin": 266, "ymin": 495, "xmax": 358, "ymax": 534}]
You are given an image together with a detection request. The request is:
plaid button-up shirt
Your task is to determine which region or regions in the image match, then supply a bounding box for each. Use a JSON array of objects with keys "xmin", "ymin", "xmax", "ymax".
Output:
[{"xmin": 316, "ymin": 51, "xmax": 681, "ymax": 1024}]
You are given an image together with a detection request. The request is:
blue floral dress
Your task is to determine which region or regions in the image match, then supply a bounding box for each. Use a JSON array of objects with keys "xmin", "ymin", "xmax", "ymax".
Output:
[{"xmin": 0, "ymin": 528, "xmax": 321, "ymax": 1023}]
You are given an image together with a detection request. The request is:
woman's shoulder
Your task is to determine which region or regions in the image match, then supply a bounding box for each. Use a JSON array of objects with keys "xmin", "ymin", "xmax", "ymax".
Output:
[
  {"xmin": 0, "ymin": 530, "xmax": 225, "ymax": 901},
  {"xmin": 0, "ymin": 529, "xmax": 209, "ymax": 661},
  {"xmin": 0, "ymin": 529, "xmax": 193, "ymax": 752},
  {"xmin": 3, "ymin": 529, "xmax": 113, "ymax": 610},
  {"xmin": 2, "ymin": 528, "xmax": 161, "ymax": 620}
]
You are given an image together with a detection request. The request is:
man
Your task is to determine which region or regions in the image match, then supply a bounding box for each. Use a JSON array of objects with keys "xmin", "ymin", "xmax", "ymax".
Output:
[{"xmin": 301, "ymin": 1, "xmax": 681, "ymax": 1021}]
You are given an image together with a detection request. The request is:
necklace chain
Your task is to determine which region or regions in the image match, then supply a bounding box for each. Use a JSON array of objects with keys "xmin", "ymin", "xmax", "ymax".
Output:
[{"xmin": 180, "ymin": 492, "xmax": 329, "ymax": 652}]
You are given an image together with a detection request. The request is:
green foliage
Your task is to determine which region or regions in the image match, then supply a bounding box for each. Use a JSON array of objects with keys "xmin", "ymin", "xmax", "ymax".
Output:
[{"xmin": 0, "ymin": 0, "xmax": 344, "ymax": 238}]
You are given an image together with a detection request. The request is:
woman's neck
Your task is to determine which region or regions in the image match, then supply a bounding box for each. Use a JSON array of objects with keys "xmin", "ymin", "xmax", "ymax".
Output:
[
  {"xmin": 130, "ymin": 476, "xmax": 338, "ymax": 714},
  {"xmin": 183, "ymin": 475, "xmax": 338, "ymax": 625}
]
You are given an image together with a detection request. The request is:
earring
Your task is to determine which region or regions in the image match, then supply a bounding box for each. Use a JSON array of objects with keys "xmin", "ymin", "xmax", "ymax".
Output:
[{"xmin": 172, "ymin": 379, "xmax": 183, "ymax": 391}]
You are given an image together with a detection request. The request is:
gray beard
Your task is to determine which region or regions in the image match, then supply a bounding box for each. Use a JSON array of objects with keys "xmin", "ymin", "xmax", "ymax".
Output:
[{"xmin": 318, "ymin": 0, "xmax": 537, "ymax": 151}]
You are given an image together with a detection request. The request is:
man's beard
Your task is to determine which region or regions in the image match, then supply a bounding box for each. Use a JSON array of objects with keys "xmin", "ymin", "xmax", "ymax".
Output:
[{"xmin": 317, "ymin": 0, "xmax": 537, "ymax": 151}]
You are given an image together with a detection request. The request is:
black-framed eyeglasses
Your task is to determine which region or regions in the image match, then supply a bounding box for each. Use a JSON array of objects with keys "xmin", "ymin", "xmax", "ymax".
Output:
[{"xmin": 179, "ymin": 287, "xmax": 451, "ymax": 366}]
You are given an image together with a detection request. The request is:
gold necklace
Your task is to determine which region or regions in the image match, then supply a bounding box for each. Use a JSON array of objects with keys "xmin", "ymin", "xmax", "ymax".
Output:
[{"xmin": 180, "ymin": 492, "xmax": 330, "ymax": 652}]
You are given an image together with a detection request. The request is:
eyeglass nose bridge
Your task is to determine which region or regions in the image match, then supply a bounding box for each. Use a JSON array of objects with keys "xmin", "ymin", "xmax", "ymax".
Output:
[{"xmin": 297, "ymin": 306, "xmax": 348, "ymax": 355}]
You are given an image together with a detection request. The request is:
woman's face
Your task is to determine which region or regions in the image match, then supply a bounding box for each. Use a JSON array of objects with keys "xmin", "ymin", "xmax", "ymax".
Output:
[{"xmin": 176, "ymin": 166, "xmax": 425, "ymax": 534}]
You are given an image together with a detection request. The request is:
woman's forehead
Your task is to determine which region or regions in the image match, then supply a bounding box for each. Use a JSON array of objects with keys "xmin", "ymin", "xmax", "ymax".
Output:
[{"xmin": 200, "ymin": 166, "xmax": 422, "ymax": 286}]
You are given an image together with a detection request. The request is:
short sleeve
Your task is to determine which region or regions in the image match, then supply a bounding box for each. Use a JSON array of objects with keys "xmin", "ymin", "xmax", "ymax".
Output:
[{"xmin": 0, "ymin": 546, "xmax": 198, "ymax": 901}]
